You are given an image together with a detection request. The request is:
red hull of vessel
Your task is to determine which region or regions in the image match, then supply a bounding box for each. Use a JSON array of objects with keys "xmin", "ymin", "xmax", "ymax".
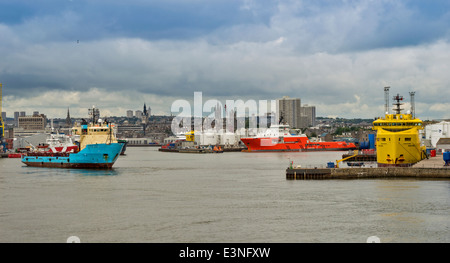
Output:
[
  {"xmin": 241, "ymin": 136, "xmax": 309, "ymax": 151},
  {"xmin": 22, "ymin": 161, "xmax": 113, "ymax": 169},
  {"xmin": 241, "ymin": 137, "xmax": 357, "ymax": 152},
  {"xmin": 303, "ymin": 142, "xmax": 357, "ymax": 151},
  {"xmin": 8, "ymin": 153, "xmax": 23, "ymax": 158}
]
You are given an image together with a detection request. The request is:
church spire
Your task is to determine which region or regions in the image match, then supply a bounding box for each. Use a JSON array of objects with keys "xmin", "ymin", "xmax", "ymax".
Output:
[
  {"xmin": 65, "ymin": 108, "xmax": 72, "ymax": 128},
  {"xmin": 142, "ymin": 103, "xmax": 149, "ymax": 136}
]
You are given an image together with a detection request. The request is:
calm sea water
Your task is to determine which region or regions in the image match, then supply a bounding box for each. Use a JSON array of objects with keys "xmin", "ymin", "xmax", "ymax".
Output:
[{"xmin": 1, "ymin": 147, "xmax": 449, "ymax": 243}]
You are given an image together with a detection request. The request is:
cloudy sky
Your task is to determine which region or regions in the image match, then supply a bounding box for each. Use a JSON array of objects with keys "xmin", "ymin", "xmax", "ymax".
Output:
[{"xmin": 1, "ymin": 0, "xmax": 450, "ymax": 120}]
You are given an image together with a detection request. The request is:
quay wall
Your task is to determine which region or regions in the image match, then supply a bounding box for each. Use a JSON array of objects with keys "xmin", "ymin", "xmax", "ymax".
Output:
[
  {"xmin": 286, "ymin": 167, "xmax": 450, "ymax": 180},
  {"xmin": 331, "ymin": 167, "xmax": 450, "ymax": 179}
]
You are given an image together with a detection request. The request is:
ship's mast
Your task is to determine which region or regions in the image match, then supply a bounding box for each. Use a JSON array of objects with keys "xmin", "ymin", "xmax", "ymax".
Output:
[
  {"xmin": 384, "ymin": 86, "xmax": 390, "ymax": 114},
  {"xmin": 392, "ymin": 93, "xmax": 404, "ymax": 114},
  {"xmin": 88, "ymin": 106, "xmax": 100, "ymax": 124},
  {"xmin": 107, "ymin": 120, "xmax": 112, "ymax": 144},
  {"xmin": 409, "ymin": 91, "xmax": 416, "ymax": 118}
]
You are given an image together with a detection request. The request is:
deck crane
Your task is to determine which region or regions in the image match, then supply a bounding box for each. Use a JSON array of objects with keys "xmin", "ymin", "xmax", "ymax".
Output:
[
  {"xmin": 0, "ymin": 83, "xmax": 5, "ymax": 152},
  {"xmin": 335, "ymin": 150, "xmax": 359, "ymax": 168}
]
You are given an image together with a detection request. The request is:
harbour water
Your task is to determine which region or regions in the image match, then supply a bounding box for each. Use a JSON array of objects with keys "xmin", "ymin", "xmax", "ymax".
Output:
[{"xmin": 1, "ymin": 147, "xmax": 449, "ymax": 243}]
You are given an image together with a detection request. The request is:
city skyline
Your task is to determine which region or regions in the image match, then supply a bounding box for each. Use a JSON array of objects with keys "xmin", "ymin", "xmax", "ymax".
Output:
[{"xmin": 1, "ymin": 1, "xmax": 450, "ymax": 119}]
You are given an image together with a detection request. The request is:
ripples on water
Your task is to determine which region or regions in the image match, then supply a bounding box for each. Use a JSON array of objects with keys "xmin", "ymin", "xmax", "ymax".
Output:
[{"xmin": 1, "ymin": 147, "xmax": 449, "ymax": 243}]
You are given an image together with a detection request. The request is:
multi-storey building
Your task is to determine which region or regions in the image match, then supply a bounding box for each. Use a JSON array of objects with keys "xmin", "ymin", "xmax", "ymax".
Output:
[
  {"xmin": 126, "ymin": 110, "xmax": 134, "ymax": 118},
  {"xmin": 301, "ymin": 105, "xmax": 316, "ymax": 128},
  {"xmin": 18, "ymin": 114, "xmax": 47, "ymax": 130},
  {"xmin": 276, "ymin": 96, "xmax": 301, "ymax": 128}
]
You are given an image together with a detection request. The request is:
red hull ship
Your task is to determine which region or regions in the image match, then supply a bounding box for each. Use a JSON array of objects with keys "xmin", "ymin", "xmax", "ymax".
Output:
[{"xmin": 241, "ymin": 125, "xmax": 357, "ymax": 152}]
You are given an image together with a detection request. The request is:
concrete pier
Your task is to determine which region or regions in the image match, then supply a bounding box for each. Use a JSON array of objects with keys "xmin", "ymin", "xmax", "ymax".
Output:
[
  {"xmin": 286, "ymin": 156, "xmax": 450, "ymax": 180},
  {"xmin": 410, "ymin": 155, "xmax": 447, "ymax": 168}
]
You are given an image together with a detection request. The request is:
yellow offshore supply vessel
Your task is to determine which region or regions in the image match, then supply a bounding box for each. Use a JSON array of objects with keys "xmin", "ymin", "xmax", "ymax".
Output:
[
  {"xmin": 71, "ymin": 107, "xmax": 118, "ymax": 151},
  {"xmin": 372, "ymin": 89, "xmax": 427, "ymax": 167},
  {"xmin": 185, "ymin": 130, "xmax": 195, "ymax": 142}
]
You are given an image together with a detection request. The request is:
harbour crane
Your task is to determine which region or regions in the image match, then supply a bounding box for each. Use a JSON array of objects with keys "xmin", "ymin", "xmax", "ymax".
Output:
[{"xmin": 0, "ymin": 83, "xmax": 5, "ymax": 152}]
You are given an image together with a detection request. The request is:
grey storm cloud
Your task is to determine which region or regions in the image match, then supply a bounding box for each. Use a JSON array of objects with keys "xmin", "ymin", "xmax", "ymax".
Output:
[{"xmin": 1, "ymin": 0, "xmax": 450, "ymax": 119}]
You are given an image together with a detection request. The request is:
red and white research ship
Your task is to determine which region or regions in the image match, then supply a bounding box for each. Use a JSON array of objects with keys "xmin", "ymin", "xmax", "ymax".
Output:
[
  {"xmin": 240, "ymin": 124, "xmax": 357, "ymax": 152},
  {"xmin": 36, "ymin": 132, "xmax": 79, "ymax": 153}
]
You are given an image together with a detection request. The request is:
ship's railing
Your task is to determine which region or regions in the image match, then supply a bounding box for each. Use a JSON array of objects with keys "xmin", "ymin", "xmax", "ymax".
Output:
[{"xmin": 25, "ymin": 152, "xmax": 70, "ymax": 157}]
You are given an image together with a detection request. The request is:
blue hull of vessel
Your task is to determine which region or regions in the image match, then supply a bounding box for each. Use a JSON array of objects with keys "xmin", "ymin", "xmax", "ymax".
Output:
[{"xmin": 22, "ymin": 143, "xmax": 123, "ymax": 169}]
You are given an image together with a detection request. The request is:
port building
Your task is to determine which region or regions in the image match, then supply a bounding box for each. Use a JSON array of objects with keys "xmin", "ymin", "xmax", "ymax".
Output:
[
  {"xmin": 17, "ymin": 114, "xmax": 47, "ymax": 131},
  {"xmin": 424, "ymin": 121, "xmax": 450, "ymax": 148},
  {"xmin": 436, "ymin": 138, "xmax": 450, "ymax": 154}
]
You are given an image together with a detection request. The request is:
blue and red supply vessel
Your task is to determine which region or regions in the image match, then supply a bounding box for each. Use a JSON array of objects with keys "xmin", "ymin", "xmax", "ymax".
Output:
[
  {"xmin": 21, "ymin": 143, "xmax": 123, "ymax": 169},
  {"xmin": 21, "ymin": 107, "xmax": 123, "ymax": 169}
]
